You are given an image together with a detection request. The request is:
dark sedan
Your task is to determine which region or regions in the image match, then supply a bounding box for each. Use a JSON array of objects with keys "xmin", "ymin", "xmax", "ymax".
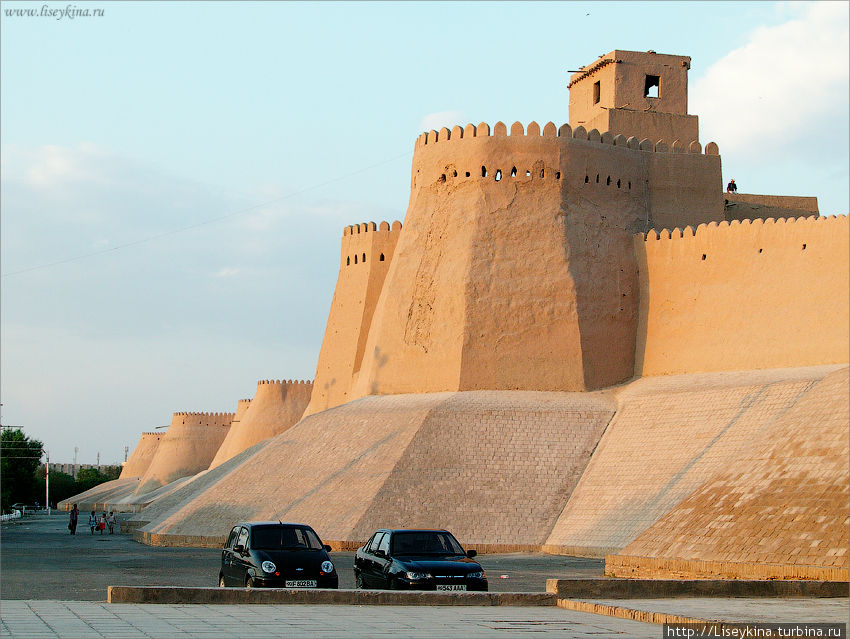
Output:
[
  {"xmin": 354, "ymin": 529, "xmax": 488, "ymax": 591},
  {"xmin": 219, "ymin": 521, "xmax": 338, "ymax": 588}
]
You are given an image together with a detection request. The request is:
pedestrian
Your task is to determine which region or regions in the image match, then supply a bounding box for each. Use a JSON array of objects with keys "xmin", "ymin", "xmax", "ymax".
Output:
[
  {"xmin": 726, "ymin": 178, "xmax": 737, "ymax": 193},
  {"xmin": 89, "ymin": 510, "xmax": 97, "ymax": 535},
  {"xmin": 107, "ymin": 511, "xmax": 116, "ymax": 535},
  {"xmin": 68, "ymin": 504, "xmax": 79, "ymax": 535},
  {"xmin": 99, "ymin": 512, "xmax": 107, "ymax": 535}
]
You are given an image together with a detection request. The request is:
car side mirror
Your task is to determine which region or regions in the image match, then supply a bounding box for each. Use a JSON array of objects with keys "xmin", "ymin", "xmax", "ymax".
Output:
[
  {"xmin": 375, "ymin": 549, "xmax": 387, "ymax": 558},
  {"xmin": 233, "ymin": 544, "xmax": 245, "ymax": 554},
  {"xmin": 323, "ymin": 544, "xmax": 332, "ymax": 552},
  {"xmin": 466, "ymin": 549, "xmax": 477, "ymax": 558}
]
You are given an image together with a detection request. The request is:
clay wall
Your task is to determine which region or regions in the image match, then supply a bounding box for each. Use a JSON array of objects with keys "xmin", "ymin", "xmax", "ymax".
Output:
[
  {"xmin": 724, "ymin": 193, "xmax": 819, "ymax": 222},
  {"xmin": 304, "ymin": 221, "xmax": 402, "ymax": 416},
  {"xmin": 349, "ymin": 391, "xmax": 615, "ymax": 546},
  {"xmin": 634, "ymin": 215, "xmax": 849, "ymax": 377},
  {"xmin": 136, "ymin": 411, "xmax": 233, "ymax": 495},
  {"xmin": 351, "ymin": 121, "xmax": 722, "ymax": 398},
  {"xmin": 119, "ymin": 432, "xmax": 163, "ymax": 479},
  {"xmin": 543, "ymin": 366, "xmax": 839, "ymax": 556},
  {"xmin": 209, "ymin": 379, "xmax": 312, "ymax": 467},
  {"xmin": 610, "ymin": 366, "xmax": 849, "ymax": 580}
]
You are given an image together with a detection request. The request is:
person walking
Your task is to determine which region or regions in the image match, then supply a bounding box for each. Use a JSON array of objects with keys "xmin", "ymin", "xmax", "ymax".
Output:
[
  {"xmin": 107, "ymin": 511, "xmax": 116, "ymax": 535},
  {"xmin": 68, "ymin": 504, "xmax": 79, "ymax": 535},
  {"xmin": 726, "ymin": 178, "xmax": 737, "ymax": 193},
  {"xmin": 99, "ymin": 512, "xmax": 107, "ymax": 535},
  {"xmin": 89, "ymin": 510, "xmax": 97, "ymax": 535}
]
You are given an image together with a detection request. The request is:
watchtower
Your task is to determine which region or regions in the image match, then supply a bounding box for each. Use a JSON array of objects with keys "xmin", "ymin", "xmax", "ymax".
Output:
[{"xmin": 568, "ymin": 50, "xmax": 699, "ymax": 143}]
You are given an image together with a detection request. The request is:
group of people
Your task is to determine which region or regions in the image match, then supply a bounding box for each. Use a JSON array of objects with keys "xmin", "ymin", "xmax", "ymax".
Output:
[{"xmin": 67, "ymin": 504, "xmax": 117, "ymax": 535}]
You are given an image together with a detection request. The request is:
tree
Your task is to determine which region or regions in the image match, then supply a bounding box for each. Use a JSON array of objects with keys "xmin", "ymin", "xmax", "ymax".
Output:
[
  {"xmin": 75, "ymin": 466, "xmax": 121, "ymax": 493},
  {"xmin": 1, "ymin": 429, "xmax": 44, "ymax": 511},
  {"xmin": 34, "ymin": 470, "xmax": 77, "ymax": 507}
]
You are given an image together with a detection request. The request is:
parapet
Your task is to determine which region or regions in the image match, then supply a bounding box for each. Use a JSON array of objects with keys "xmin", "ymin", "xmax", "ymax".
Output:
[
  {"xmin": 639, "ymin": 213, "xmax": 845, "ymax": 242},
  {"xmin": 414, "ymin": 120, "xmax": 715, "ymax": 157},
  {"xmin": 340, "ymin": 220, "xmax": 403, "ymax": 270}
]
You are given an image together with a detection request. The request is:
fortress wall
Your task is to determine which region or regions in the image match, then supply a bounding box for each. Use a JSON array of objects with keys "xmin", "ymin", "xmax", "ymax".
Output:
[
  {"xmin": 136, "ymin": 394, "xmax": 447, "ymax": 543},
  {"xmin": 352, "ymin": 122, "xmax": 722, "ymax": 396},
  {"xmin": 349, "ymin": 391, "xmax": 616, "ymax": 546},
  {"xmin": 724, "ymin": 193, "xmax": 820, "ymax": 222},
  {"xmin": 543, "ymin": 366, "xmax": 840, "ymax": 557},
  {"xmin": 609, "ymin": 366, "xmax": 849, "ymax": 580},
  {"xmin": 635, "ymin": 215, "xmax": 849, "ymax": 377},
  {"xmin": 209, "ymin": 379, "xmax": 313, "ymax": 468},
  {"xmin": 119, "ymin": 432, "xmax": 163, "ymax": 478},
  {"xmin": 234, "ymin": 398, "xmax": 252, "ymax": 420},
  {"xmin": 646, "ymin": 148, "xmax": 723, "ymax": 231},
  {"xmin": 304, "ymin": 221, "xmax": 402, "ymax": 416},
  {"xmin": 136, "ymin": 412, "xmax": 233, "ymax": 495}
]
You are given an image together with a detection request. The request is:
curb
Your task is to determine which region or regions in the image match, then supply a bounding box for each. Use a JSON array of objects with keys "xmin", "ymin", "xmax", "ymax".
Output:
[
  {"xmin": 557, "ymin": 599, "xmax": 711, "ymax": 625},
  {"xmin": 107, "ymin": 586, "xmax": 557, "ymax": 606},
  {"xmin": 546, "ymin": 578, "xmax": 849, "ymax": 599}
]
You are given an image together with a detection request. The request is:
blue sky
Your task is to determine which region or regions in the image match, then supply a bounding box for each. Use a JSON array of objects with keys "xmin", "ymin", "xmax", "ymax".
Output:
[{"xmin": 2, "ymin": 1, "xmax": 847, "ymax": 465}]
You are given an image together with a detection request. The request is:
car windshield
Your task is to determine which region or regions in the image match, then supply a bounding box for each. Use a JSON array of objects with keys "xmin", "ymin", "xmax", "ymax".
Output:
[
  {"xmin": 250, "ymin": 526, "xmax": 323, "ymax": 550},
  {"xmin": 390, "ymin": 531, "xmax": 465, "ymax": 556}
]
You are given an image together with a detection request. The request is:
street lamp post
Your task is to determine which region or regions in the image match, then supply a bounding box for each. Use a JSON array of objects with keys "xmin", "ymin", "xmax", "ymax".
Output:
[{"xmin": 45, "ymin": 450, "xmax": 50, "ymax": 515}]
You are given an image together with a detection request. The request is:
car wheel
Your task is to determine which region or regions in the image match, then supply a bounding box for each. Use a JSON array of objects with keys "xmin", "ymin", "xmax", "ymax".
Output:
[
  {"xmin": 388, "ymin": 577, "xmax": 399, "ymax": 590},
  {"xmin": 355, "ymin": 573, "xmax": 364, "ymax": 589},
  {"xmin": 219, "ymin": 575, "xmax": 226, "ymax": 588}
]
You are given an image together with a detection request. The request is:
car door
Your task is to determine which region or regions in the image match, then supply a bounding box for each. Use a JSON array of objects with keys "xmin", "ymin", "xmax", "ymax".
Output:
[
  {"xmin": 374, "ymin": 531, "xmax": 393, "ymax": 588},
  {"xmin": 232, "ymin": 526, "xmax": 251, "ymax": 585},
  {"xmin": 221, "ymin": 526, "xmax": 240, "ymax": 585},
  {"xmin": 360, "ymin": 532, "xmax": 385, "ymax": 587}
]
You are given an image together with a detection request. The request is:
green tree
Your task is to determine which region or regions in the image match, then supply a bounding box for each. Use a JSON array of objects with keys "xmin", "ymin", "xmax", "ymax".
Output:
[
  {"xmin": 34, "ymin": 470, "xmax": 78, "ymax": 507},
  {"xmin": 1, "ymin": 429, "xmax": 44, "ymax": 511},
  {"xmin": 75, "ymin": 466, "xmax": 121, "ymax": 493}
]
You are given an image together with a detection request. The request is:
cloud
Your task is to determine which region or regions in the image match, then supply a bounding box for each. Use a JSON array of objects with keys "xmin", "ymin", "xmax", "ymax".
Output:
[
  {"xmin": 418, "ymin": 110, "xmax": 465, "ymax": 133},
  {"xmin": 215, "ymin": 267, "xmax": 240, "ymax": 278},
  {"xmin": 690, "ymin": 2, "xmax": 848, "ymax": 159}
]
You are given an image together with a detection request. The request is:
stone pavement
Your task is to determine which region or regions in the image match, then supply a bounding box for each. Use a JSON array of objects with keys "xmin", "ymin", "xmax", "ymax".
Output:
[
  {"xmin": 559, "ymin": 597, "xmax": 848, "ymax": 625},
  {"xmin": 0, "ymin": 600, "xmax": 659, "ymax": 638}
]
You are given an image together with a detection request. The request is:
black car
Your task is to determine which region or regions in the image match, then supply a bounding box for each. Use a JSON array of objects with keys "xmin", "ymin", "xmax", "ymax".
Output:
[
  {"xmin": 219, "ymin": 521, "xmax": 338, "ymax": 588},
  {"xmin": 354, "ymin": 529, "xmax": 488, "ymax": 591}
]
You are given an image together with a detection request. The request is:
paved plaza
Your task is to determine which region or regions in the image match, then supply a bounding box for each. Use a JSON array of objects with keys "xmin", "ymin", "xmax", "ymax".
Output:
[{"xmin": 1, "ymin": 600, "xmax": 660, "ymax": 638}]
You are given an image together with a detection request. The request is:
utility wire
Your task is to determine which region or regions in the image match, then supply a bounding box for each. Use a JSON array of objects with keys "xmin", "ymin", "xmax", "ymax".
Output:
[{"xmin": 2, "ymin": 150, "xmax": 412, "ymax": 278}]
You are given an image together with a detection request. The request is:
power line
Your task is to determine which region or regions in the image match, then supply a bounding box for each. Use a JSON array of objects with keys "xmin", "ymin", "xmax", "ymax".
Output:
[{"xmin": 2, "ymin": 150, "xmax": 413, "ymax": 278}]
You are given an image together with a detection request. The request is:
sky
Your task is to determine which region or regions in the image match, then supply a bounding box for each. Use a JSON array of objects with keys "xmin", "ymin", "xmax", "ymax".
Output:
[{"xmin": 1, "ymin": 1, "xmax": 848, "ymax": 466}]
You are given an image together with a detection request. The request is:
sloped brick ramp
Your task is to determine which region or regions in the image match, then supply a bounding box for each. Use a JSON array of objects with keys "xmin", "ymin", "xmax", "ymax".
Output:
[
  {"xmin": 134, "ymin": 390, "xmax": 615, "ymax": 548},
  {"xmin": 543, "ymin": 365, "xmax": 844, "ymax": 558},
  {"xmin": 607, "ymin": 366, "xmax": 848, "ymax": 580}
]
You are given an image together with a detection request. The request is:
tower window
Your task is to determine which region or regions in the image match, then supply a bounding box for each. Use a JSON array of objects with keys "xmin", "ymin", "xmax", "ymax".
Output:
[
  {"xmin": 593, "ymin": 80, "xmax": 600, "ymax": 105},
  {"xmin": 380, "ymin": 253, "xmax": 385, "ymax": 261},
  {"xmin": 644, "ymin": 75, "xmax": 660, "ymax": 98}
]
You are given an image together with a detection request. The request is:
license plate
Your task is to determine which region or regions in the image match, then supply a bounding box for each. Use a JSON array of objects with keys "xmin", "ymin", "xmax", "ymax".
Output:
[
  {"xmin": 285, "ymin": 580, "xmax": 317, "ymax": 588},
  {"xmin": 436, "ymin": 584, "xmax": 467, "ymax": 591}
]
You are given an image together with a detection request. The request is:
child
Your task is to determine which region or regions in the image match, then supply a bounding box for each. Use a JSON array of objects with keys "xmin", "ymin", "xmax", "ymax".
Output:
[
  {"xmin": 89, "ymin": 511, "xmax": 97, "ymax": 535},
  {"xmin": 107, "ymin": 511, "xmax": 116, "ymax": 535}
]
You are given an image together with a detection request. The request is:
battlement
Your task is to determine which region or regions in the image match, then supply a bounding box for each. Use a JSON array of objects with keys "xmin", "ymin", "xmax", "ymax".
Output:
[
  {"xmin": 340, "ymin": 220, "xmax": 403, "ymax": 270},
  {"xmin": 172, "ymin": 412, "xmax": 235, "ymax": 418},
  {"xmin": 257, "ymin": 379, "xmax": 313, "ymax": 385},
  {"xmin": 343, "ymin": 220, "xmax": 403, "ymax": 236},
  {"xmin": 140, "ymin": 432, "xmax": 162, "ymax": 436},
  {"xmin": 640, "ymin": 213, "xmax": 846, "ymax": 242},
  {"xmin": 414, "ymin": 120, "xmax": 715, "ymax": 156}
]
